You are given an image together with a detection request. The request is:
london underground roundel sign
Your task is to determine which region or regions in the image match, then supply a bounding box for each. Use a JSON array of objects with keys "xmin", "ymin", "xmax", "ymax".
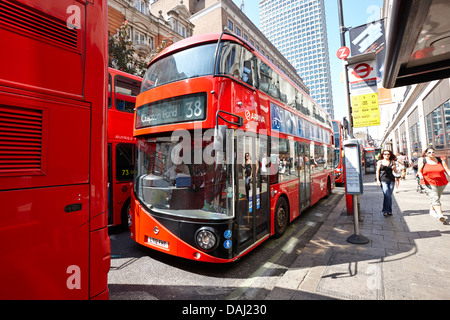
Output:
[{"xmin": 352, "ymin": 63, "xmax": 373, "ymax": 79}]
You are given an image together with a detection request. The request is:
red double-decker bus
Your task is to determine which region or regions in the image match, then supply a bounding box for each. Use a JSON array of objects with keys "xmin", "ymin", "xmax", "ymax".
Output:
[
  {"xmin": 332, "ymin": 120, "xmax": 347, "ymax": 184},
  {"xmin": 0, "ymin": 0, "xmax": 110, "ymax": 299},
  {"xmin": 107, "ymin": 68, "xmax": 141, "ymax": 228},
  {"xmin": 130, "ymin": 32, "xmax": 334, "ymax": 263}
]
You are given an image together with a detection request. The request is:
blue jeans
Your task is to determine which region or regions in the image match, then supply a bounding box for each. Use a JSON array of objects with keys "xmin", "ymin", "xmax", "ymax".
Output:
[{"xmin": 381, "ymin": 181, "xmax": 395, "ymax": 213}]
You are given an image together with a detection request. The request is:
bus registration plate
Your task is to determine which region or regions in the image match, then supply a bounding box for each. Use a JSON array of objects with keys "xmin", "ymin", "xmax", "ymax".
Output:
[{"xmin": 146, "ymin": 236, "xmax": 169, "ymax": 249}]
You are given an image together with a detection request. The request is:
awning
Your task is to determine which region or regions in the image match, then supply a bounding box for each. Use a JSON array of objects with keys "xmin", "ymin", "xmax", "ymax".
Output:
[{"xmin": 383, "ymin": 0, "xmax": 450, "ymax": 88}]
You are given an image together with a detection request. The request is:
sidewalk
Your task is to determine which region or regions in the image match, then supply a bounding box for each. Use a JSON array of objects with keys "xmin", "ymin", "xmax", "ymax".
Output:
[{"xmin": 267, "ymin": 172, "xmax": 450, "ymax": 300}]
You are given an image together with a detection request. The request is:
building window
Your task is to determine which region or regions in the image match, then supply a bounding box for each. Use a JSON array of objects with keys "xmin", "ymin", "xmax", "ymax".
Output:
[
  {"xmin": 444, "ymin": 100, "xmax": 450, "ymax": 147},
  {"xmin": 136, "ymin": 0, "xmax": 148, "ymax": 15},
  {"xmin": 178, "ymin": 25, "xmax": 186, "ymax": 37},
  {"xmin": 426, "ymin": 105, "xmax": 445, "ymax": 149},
  {"xmin": 426, "ymin": 113, "xmax": 433, "ymax": 148},
  {"xmin": 228, "ymin": 19, "xmax": 234, "ymax": 32},
  {"xmin": 134, "ymin": 30, "xmax": 146, "ymax": 45},
  {"xmin": 149, "ymin": 36, "xmax": 155, "ymax": 50},
  {"xmin": 401, "ymin": 131, "xmax": 407, "ymax": 153},
  {"xmin": 409, "ymin": 122, "xmax": 421, "ymax": 153},
  {"xmin": 395, "ymin": 130, "xmax": 399, "ymax": 152}
]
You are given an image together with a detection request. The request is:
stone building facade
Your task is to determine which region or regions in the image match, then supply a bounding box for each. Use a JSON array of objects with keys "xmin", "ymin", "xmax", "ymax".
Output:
[
  {"xmin": 108, "ymin": 0, "xmax": 193, "ymax": 60},
  {"xmin": 151, "ymin": 0, "xmax": 309, "ymax": 94}
]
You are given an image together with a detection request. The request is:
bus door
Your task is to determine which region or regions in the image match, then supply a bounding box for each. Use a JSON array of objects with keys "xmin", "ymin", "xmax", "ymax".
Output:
[
  {"xmin": 236, "ymin": 133, "xmax": 270, "ymax": 251},
  {"xmin": 297, "ymin": 143, "xmax": 311, "ymax": 209},
  {"xmin": 107, "ymin": 144, "xmax": 113, "ymax": 225}
]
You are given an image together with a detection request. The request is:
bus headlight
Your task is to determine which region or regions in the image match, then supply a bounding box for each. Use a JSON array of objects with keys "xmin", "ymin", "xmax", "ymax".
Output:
[{"xmin": 195, "ymin": 227, "xmax": 217, "ymax": 251}]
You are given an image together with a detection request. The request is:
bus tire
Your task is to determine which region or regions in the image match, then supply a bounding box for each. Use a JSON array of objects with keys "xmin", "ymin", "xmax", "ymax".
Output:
[
  {"xmin": 325, "ymin": 179, "xmax": 331, "ymax": 198},
  {"xmin": 121, "ymin": 198, "xmax": 131, "ymax": 230},
  {"xmin": 274, "ymin": 197, "xmax": 289, "ymax": 238}
]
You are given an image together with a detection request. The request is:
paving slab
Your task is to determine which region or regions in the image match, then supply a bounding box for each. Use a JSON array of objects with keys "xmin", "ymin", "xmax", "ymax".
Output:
[{"xmin": 267, "ymin": 172, "xmax": 450, "ymax": 300}]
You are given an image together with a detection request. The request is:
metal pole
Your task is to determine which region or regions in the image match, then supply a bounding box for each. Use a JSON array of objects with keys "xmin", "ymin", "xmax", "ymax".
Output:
[
  {"xmin": 342, "ymin": 60, "xmax": 353, "ymax": 137},
  {"xmin": 338, "ymin": 1, "xmax": 369, "ymax": 245},
  {"xmin": 347, "ymin": 193, "xmax": 369, "ymax": 244},
  {"xmin": 337, "ymin": 0, "xmax": 353, "ymax": 137},
  {"xmin": 337, "ymin": 0, "xmax": 346, "ymax": 47},
  {"xmin": 353, "ymin": 195, "xmax": 360, "ymax": 235}
]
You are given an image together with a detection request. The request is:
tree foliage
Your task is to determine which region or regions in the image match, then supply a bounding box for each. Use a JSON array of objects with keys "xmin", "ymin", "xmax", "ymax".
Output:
[
  {"xmin": 108, "ymin": 21, "xmax": 147, "ymax": 77},
  {"xmin": 109, "ymin": 20, "xmax": 175, "ymax": 78},
  {"xmin": 148, "ymin": 35, "xmax": 173, "ymax": 61}
]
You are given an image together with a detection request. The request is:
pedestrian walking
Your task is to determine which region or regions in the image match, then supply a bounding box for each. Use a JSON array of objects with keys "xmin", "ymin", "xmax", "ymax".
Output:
[
  {"xmin": 410, "ymin": 152, "xmax": 424, "ymax": 193},
  {"xmin": 376, "ymin": 150, "xmax": 398, "ymax": 217},
  {"xmin": 418, "ymin": 147, "xmax": 450, "ymax": 223},
  {"xmin": 394, "ymin": 153, "xmax": 403, "ymax": 193},
  {"xmin": 401, "ymin": 152, "xmax": 409, "ymax": 179},
  {"xmin": 410, "ymin": 152, "xmax": 419, "ymax": 176},
  {"xmin": 397, "ymin": 153, "xmax": 404, "ymax": 180}
]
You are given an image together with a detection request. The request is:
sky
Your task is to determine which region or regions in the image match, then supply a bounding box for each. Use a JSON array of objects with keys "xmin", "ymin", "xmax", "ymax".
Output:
[{"xmin": 232, "ymin": 0, "xmax": 384, "ymax": 136}]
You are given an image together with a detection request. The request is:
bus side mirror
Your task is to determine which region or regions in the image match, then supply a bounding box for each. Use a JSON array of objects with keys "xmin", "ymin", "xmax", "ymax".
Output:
[{"xmin": 214, "ymin": 125, "xmax": 227, "ymax": 151}]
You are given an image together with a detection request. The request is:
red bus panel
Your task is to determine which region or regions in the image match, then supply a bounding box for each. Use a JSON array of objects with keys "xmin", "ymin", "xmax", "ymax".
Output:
[{"xmin": 0, "ymin": 0, "xmax": 109, "ymax": 299}]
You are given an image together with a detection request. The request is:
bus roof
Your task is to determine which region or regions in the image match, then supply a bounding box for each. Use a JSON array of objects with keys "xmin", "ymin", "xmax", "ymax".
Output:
[
  {"xmin": 149, "ymin": 33, "xmax": 331, "ymax": 124},
  {"xmin": 150, "ymin": 33, "xmax": 242, "ymax": 64},
  {"xmin": 108, "ymin": 67, "xmax": 143, "ymax": 80}
]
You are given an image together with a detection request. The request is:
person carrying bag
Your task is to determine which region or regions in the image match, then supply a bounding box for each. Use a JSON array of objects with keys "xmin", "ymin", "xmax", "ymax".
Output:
[
  {"xmin": 418, "ymin": 147, "xmax": 450, "ymax": 223},
  {"xmin": 376, "ymin": 150, "xmax": 397, "ymax": 217}
]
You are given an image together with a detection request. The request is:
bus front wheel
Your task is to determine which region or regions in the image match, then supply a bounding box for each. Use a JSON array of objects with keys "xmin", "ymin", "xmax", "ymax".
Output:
[
  {"xmin": 121, "ymin": 198, "xmax": 131, "ymax": 230},
  {"xmin": 274, "ymin": 197, "xmax": 289, "ymax": 238}
]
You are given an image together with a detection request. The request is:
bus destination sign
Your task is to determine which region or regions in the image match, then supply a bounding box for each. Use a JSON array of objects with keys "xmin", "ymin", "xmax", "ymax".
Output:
[{"xmin": 136, "ymin": 92, "xmax": 207, "ymax": 128}]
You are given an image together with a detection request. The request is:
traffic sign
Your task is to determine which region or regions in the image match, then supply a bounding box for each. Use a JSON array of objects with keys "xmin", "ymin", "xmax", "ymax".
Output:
[
  {"xmin": 351, "ymin": 63, "xmax": 373, "ymax": 79},
  {"xmin": 348, "ymin": 60, "xmax": 377, "ymax": 88},
  {"xmin": 347, "ymin": 57, "xmax": 380, "ymax": 128},
  {"xmin": 351, "ymin": 93, "xmax": 380, "ymax": 128},
  {"xmin": 337, "ymin": 46, "xmax": 350, "ymax": 60}
]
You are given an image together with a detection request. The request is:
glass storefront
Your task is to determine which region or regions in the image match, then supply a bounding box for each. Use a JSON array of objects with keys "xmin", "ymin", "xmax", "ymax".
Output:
[{"xmin": 425, "ymin": 98, "xmax": 450, "ymax": 164}]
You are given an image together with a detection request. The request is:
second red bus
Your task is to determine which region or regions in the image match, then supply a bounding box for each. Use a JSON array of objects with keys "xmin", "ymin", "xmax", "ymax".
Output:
[
  {"xmin": 107, "ymin": 68, "xmax": 141, "ymax": 228},
  {"xmin": 332, "ymin": 120, "xmax": 347, "ymax": 184}
]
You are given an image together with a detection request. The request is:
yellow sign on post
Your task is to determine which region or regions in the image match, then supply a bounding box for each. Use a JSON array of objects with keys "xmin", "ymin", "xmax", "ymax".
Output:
[
  {"xmin": 351, "ymin": 93, "xmax": 380, "ymax": 128},
  {"xmin": 348, "ymin": 59, "xmax": 380, "ymax": 128}
]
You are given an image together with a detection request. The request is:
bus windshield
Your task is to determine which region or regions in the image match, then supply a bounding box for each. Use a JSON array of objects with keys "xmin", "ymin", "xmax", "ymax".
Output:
[
  {"xmin": 115, "ymin": 75, "xmax": 140, "ymax": 113},
  {"xmin": 140, "ymin": 43, "xmax": 217, "ymax": 92},
  {"xmin": 134, "ymin": 134, "xmax": 232, "ymax": 220},
  {"xmin": 334, "ymin": 149, "xmax": 340, "ymax": 168},
  {"xmin": 332, "ymin": 121, "xmax": 340, "ymax": 148}
]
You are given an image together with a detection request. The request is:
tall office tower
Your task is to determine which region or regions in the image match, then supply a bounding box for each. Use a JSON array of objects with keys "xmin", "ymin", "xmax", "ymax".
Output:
[{"xmin": 260, "ymin": 0, "xmax": 334, "ymax": 118}]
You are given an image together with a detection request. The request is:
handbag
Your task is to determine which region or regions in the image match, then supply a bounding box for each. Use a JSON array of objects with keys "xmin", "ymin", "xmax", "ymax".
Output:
[{"xmin": 444, "ymin": 171, "xmax": 450, "ymax": 184}]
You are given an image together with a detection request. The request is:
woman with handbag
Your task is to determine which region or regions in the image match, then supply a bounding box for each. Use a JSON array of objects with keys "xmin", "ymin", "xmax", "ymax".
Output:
[
  {"xmin": 418, "ymin": 147, "xmax": 450, "ymax": 223},
  {"xmin": 376, "ymin": 150, "xmax": 398, "ymax": 217}
]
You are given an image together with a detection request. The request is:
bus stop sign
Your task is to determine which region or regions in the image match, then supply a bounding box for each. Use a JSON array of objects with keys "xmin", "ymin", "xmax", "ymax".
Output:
[{"xmin": 343, "ymin": 139, "xmax": 363, "ymax": 195}]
